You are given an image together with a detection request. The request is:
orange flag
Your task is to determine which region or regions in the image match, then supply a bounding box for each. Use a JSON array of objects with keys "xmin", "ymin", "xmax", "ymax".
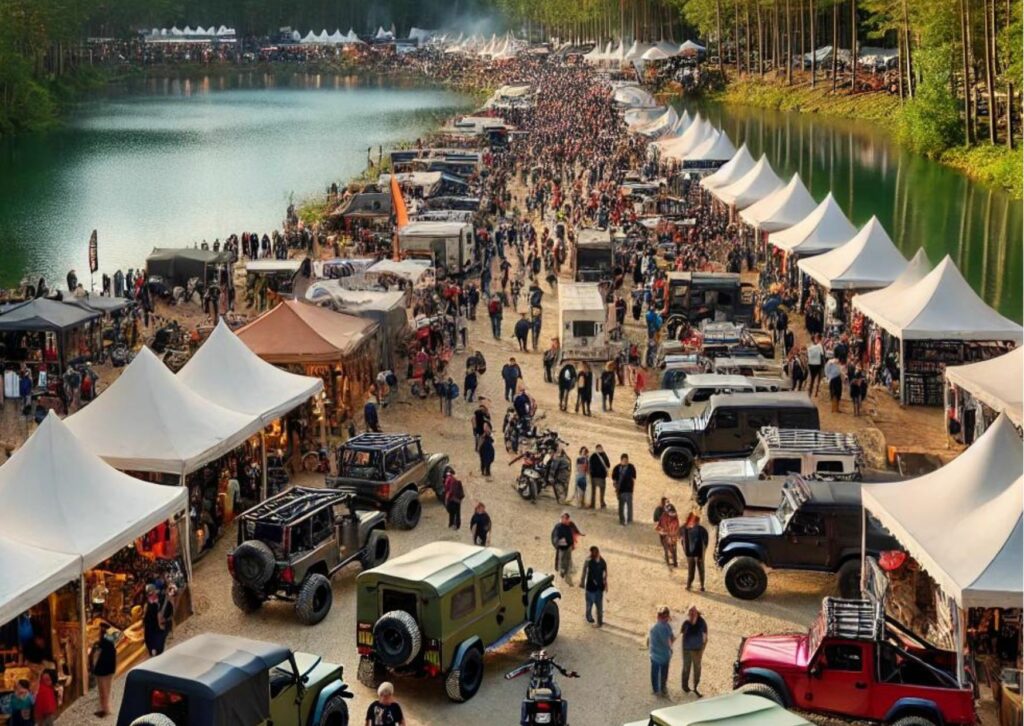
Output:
[{"xmin": 390, "ymin": 174, "xmax": 409, "ymax": 262}]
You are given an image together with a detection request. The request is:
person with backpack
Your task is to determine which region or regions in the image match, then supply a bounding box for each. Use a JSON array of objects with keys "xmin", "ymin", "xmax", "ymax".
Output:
[
  {"xmin": 487, "ymin": 295, "xmax": 502, "ymax": 339},
  {"xmin": 514, "ymin": 313, "xmax": 531, "ymax": 352},
  {"xmin": 557, "ymin": 362, "xmax": 577, "ymax": 411}
]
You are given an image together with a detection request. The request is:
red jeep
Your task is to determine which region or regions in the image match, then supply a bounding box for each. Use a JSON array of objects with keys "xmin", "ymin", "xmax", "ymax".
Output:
[{"xmin": 733, "ymin": 598, "xmax": 976, "ymax": 725}]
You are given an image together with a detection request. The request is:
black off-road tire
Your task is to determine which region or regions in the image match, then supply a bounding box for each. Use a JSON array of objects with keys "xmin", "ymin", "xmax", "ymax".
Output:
[
  {"xmin": 231, "ymin": 582, "xmax": 264, "ymax": 613},
  {"xmin": 737, "ymin": 681, "xmax": 783, "ymax": 705},
  {"xmin": 706, "ymin": 492, "xmax": 744, "ymax": 524},
  {"xmin": 389, "ymin": 490, "xmax": 422, "ymax": 530},
  {"xmin": 317, "ymin": 693, "xmax": 350, "ymax": 726},
  {"xmin": 889, "ymin": 716, "xmax": 938, "ymax": 726},
  {"xmin": 360, "ymin": 530, "xmax": 390, "ymax": 570},
  {"xmin": 661, "ymin": 447, "xmax": 695, "ymax": 479},
  {"xmin": 373, "ymin": 610, "xmax": 422, "ymax": 667},
  {"xmin": 837, "ymin": 558, "xmax": 868, "ymax": 599},
  {"xmin": 129, "ymin": 715, "xmax": 177, "ymax": 726},
  {"xmin": 357, "ymin": 656, "xmax": 385, "ymax": 689},
  {"xmin": 231, "ymin": 540, "xmax": 276, "ymax": 589},
  {"xmin": 294, "ymin": 573, "xmax": 333, "ymax": 625},
  {"xmin": 723, "ymin": 557, "xmax": 769, "ymax": 600},
  {"xmin": 526, "ymin": 600, "xmax": 560, "ymax": 646},
  {"xmin": 444, "ymin": 646, "xmax": 484, "ymax": 702}
]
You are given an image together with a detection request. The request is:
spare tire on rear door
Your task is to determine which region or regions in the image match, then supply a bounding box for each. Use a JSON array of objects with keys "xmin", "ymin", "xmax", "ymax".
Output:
[
  {"xmin": 231, "ymin": 540, "xmax": 276, "ymax": 589},
  {"xmin": 373, "ymin": 610, "xmax": 422, "ymax": 667}
]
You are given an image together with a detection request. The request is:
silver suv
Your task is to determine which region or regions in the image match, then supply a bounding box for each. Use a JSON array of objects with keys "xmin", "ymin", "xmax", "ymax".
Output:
[{"xmin": 633, "ymin": 374, "xmax": 789, "ymax": 431}]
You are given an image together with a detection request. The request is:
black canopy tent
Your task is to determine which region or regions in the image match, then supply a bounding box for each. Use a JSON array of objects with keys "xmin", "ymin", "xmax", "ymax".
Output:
[
  {"xmin": 146, "ymin": 248, "xmax": 232, "ymax": 287},
  {"xmin": 0, "ymin": 298, "xmax": 102, "ymax": 369},
  {"xmin": 116, "ymin": 634, "xmax": 292, "ymax": 726},
  {"xmin": 65, "ymin": 294, "xmax": 132, "ymax": 315}
]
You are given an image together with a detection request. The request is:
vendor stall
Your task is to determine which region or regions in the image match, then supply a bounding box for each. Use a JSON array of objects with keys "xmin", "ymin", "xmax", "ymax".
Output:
[
  {"xmin": 700, "ymin": 144, "xmax": 755, "ymax": 191},
  {"xmin": 944, "ymin": 347, "xmax": 1023, "ymax": 442},
  {"xmin": 767, "ymin": 193, "xmax": 858, "ymax": 293},
  {"xmin": 303, "ymin": 286, "xmax": 409, "ymax": 369},
  {"xmin": 145, "ymin": 247, "xmax": 231, "ymax": 289},
  {"xmin": 710, "ymin": 154, "xmax": 784, "ymax": 211},
  {"xmin": 0, "ymin": 298, "xmax": 102, "ymax": 383},
  {"xmin": 852, "ymin": 256, "xmax": 1022, "ymax": 406},
  {"xmin": 739, "ymin": 173, "xmax": 817, "ymax": 233}
]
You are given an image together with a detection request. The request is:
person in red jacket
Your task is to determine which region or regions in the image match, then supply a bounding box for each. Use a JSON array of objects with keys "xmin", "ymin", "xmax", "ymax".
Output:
[{"xmin": 34, "ymin": 671, "xmax": 58, "ymax": 726}]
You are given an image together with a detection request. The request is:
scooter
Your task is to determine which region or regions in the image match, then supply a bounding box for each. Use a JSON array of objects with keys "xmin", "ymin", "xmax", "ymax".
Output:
[{"xmin": 505, "ymin": 650, "xmax": 579, "ymax": 726}]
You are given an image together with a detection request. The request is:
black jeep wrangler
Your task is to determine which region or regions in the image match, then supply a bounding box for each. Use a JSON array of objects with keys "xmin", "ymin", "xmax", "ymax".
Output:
[
  {"xmin": 327, "ymin": 433, "xmax": 449, "ymax": 530},
  {"xmin": 649, "ymin": 392, "xmax": 820, "ymax": 478},
  {"xmin": 229, "ymin": 487, "xmax": 389, "ymax": 625},
  {"xmin": 714, "ymin": 476, "xmax": 901, "ymax": 601}
]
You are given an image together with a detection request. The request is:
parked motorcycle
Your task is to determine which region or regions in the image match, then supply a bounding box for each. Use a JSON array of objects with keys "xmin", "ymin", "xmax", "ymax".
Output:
[
  {"xmin": 505, "ymin": 650, "xmax": 579, "ymax": 726},
  {"xmin": 509, "ymin": 440, "xmax": 569, "ymax": 503}
]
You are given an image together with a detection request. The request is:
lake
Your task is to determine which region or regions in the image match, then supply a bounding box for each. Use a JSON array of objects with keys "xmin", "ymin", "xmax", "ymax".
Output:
[
  {"xmin": 0, "ymin": 72, "xmax": 473, "ymax": 289},
  {"xmin": 693, "ymin": 101, "xmax": 1022, "ymax": 321}
]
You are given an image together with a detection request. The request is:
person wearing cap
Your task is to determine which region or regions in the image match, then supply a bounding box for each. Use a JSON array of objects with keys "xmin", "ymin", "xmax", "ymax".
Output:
[
  {"xmin": 550, "ymin": 512, "xmax": 581, "ymax": 585},
  {"xmin": 647, "ymin": 606, "xmax": 675, "ymax": 697},
  {"xmin": 680, "ymin": 605, "xmax": 708, "ymax": 697}
]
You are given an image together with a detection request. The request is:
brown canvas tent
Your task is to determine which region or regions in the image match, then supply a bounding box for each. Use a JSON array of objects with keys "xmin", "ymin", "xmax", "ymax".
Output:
[{"xmin": 236, "ymin": 299, "xmax": 378, "ymax": 364}]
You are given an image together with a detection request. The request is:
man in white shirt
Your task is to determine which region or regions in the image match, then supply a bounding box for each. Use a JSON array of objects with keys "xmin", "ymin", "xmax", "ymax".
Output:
[{"xmin": 806, "ymin": 335, "xmax": 824, "ymax": 397}]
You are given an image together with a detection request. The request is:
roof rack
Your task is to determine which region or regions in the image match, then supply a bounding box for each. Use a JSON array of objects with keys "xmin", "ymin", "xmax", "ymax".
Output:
[
  {"xmin": 345, "ymin": 432, "xmax": 420, "ymax": 448},
  {"xmin": 759, "ymin": 427, "xmax": 863, "ymax": 456},
  {"xmin": 238, "ymin": 486, "xmax": 350, "ymax": 525},
  {"xmin": 822, "ymin": 597, "xmax": 883, "ymax": 640}
]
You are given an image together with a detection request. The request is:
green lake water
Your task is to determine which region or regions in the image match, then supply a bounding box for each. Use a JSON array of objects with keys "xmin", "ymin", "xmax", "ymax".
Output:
[
  {"xmin": 694, "ymin": 101, "xmax": 1022, "ymax": 321},
  {"xmin": 0, "ymin": 73, "xmax": 473, "ymax": 289}
]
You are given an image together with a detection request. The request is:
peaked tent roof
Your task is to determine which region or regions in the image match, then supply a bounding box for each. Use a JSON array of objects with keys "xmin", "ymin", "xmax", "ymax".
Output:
[
  {"xmin": 945, "ymin": 347, "xmax": 1023, "ymax": 426},
  {"xmin": 638, "ymin": 106, "xmax": 678, "ymax": 137},
  {"xmin": 851, "ymin": 247, "xmax": 932, "ymax": 313},
  {"xmin": 658, "ymin": 116, "xmax": 715, "ymax": 159},
  {"xmin": 624, "ymin": 107, "xmax": 666, "ymax": 129},
  {"xmin": 0, "ymin": 412, "xmax": 186, "ymax": 570},
  {"xmin": 65, "ymin": 347, "xmax": 261, "ymax": 474},
  {"xmin": 797, "ymin": 216, "xmax": 908, "ymax": 291},
  {"xmin": 641, "ymin": 46, "xmax": 671, "ymax": 61},
  {"xmin": 739, "ymin": 172, "xmax": 817, "ymax": 232},
  {"xmin": 767, "ymin": 192, "xmax": 857, "ymax": 255},
  {"xmin": 863, "ymin": 415, "xmax": 1023, "ymax": 608},
  {"xmin": 679, "ymin": 39, "xmax": 706, "ymax": 52},
  {"xmin": 851, "ymin": 256, "xmax": 1023, "ymax": 342},
  {"xmin": 236, "ymin": 299, "xmax": 378, "ymax": 364},
  {"xmin": 684, "ymin": 129, "xmax": 738, "ymax": 163},
  {"xmin": 701, "ymin": 144, "xmax": 755, "ymax": 190},
  {"xmin": 178, "ymin": 319, "xmax": 324, "ymax": 425},
  {"xmin": 667, "ymin": 109, "xmax": 693, "ymax": 137},
  {"xmin": 613, "ymin": 85, "xmax": 657, "ymax": 108},
  {"xmin": 0, "ymin": 297, "xmax": 101, "ymax": 332},
  {"xmin": 0, "ymin": 536, "xmax": 79, "ymax": 626},
  {"xmin": 712, "ymin": 154, "xmax": 784, "ymax": 209}
]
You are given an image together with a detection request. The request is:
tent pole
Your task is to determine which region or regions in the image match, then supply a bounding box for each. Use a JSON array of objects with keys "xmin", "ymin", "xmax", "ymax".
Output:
[
  {"xmin": 260, "ymin": 430, "xmax": 269, "ymax": 501},
  {"xmin": 859, "ymin": 505, "xmax": 867, "ymax": 596},
  {"xmin": 899, "ymin": 337, "xmax": 906, "ymax": 406},
  {"xmin": 79, "ymin": 574, "xmax": 88, "ymax": 699},
  {"xmin": 953, "ymin": 600, "xmax": 966, "ymax": 687},
  {"xmin": 180, "ymin": 474, "xmax": 194, "ymax": 594}
]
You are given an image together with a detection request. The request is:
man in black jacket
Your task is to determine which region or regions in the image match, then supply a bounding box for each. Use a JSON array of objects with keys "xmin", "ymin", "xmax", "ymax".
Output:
[
  {"xmin": 611, "ymin": 454, "xmax": 637, "ymax": 526},
  {"xmin": 683, "ymin": 514, "xmax": 710, "ymax": 592},
  {"xmin": 557, "ymin": 362, "xmax": 577, "ymax": 411},
  {"xmin": 587, "ymin": 445, "xmax": 611, "ymax": 509}
]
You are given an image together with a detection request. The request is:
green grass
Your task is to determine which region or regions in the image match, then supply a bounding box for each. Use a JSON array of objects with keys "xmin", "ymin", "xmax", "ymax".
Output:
[{"xmin": 940, "ymin": 144, "xmax": 1023, "ymax": 199}]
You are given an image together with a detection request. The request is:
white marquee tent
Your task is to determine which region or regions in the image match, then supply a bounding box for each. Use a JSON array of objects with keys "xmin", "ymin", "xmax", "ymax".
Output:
[
  {"xmin": 767, "ymin": 192, "xmax": 857, "ymax": 255},
  {"xmin": 656, "ymin": 115, "xmax": 715, "ymax": 159},
  {"xmin": 638, "ymin": 107, "xmax": 679, "ymax": 137},
  {"xmin": 679, "ymin": 40, "xmax": 706, "ymax": 54},
  {"xmin": 797, "ymin": 216, "xmax": 908, "ymax": 290},
  {"xmin": 739, "ymin": 172, "xmax": 817, "ymax": 232},
  {"xmin": 862, "ymin": 414, "xmax": 1023, "ymax": 609},
  {"xmin": 656, "ymin": 40, "xmax": 681, "ymax": 56},
  {"xmin": 613, "ymin": 85, "xmax": 657, "ymax": 108},
  {"xmin": 640, "ymin": 46, "xmax": 672, "ymax": 62},
  {"xmin": 0, "ymin": 537, "xmax": 78, "ymax": 626},
  {"xmin": 712, "ymin": 154, "xmax": 783, "ymax": 209},
  {"xmin": 945, "ymin": 347, "xmax": 1023, "ymax": 427},
  {"xmin": 178, "ymin": 319, "xmax": 324, "ymax": 425},
  {"xmin": 625, "ymin": 107, "xmax": 666, "ymax": 129},
  {"xmin": 701, "ymin": 143, "xmax": 755, "ymax": 190},
  {"xmin": 65, "ymin": 347, "xmax": 261, "ymax": 475},
  {"xmin": 851, "ymin": 248, "xmax": 932, "ymax": 312},
  {"xmin": 683, "ymin": 130, "xmax": 738, "ymax": 165}
]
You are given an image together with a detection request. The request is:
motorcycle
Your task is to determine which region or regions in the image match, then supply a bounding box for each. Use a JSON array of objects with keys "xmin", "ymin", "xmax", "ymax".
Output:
[
  {"xmin": 509, "ymin": 439, "xmax": 569, "ymax": 503},
  {"xmin": 505, "ymin": 651, "xmax": 579, "ymax": 726}
]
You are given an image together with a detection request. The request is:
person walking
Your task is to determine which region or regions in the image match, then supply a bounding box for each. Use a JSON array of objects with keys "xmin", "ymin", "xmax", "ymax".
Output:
[
  {"xmin": 656, "ymin": 502, "xmax": 681, "ymax": 568},
  {"xmin": 501, "ymin": 357, "xmax": 522, "ymax": 402},
  {"xmin": 514, "ymin": 313, "xmax": 531, "ymax": 352},
  {"xmin": 464, "ymin": 367, "xmax": 477, "ymax": 402},
  {"xmin": 443, "ymin": 469, "xmax": 465, "ymax": 530},
  {"xmin": 647, "ymin": 606, "xmax": 675, "ymax": 697},
  {"xmin": 364, "ymin": 394, "xmax": 381, "ymax": 433},
  {"xmin": 472, "ymin": 398, "xmax": 491, "ymax": 452},
  {"xmin": 440, "ymin": 377, "xmax": 455, "ymax": 417},
  {"xmin": 588, "ymin": 445, "xmax": 610, "ymax": 509},
  {"xmin": 470, "ymin": 502, "xmax": 491, "ymax": 545},
  {"xmin": 542, "ymin": 338, "xmax": 559, "ymax": 383},
  {"xmin": 478, "ymin": 423, "xmax": 495, "ymax": 477},
  {"xmin": 143, "ymin": 584, "xmax": 171, "ymax": 656},
  {"xmin": 806, "ymin": 335, "xmax": 824, "ymax": 397},
  {"xmin": 680, "ymin": 606, "xmax": 708, "ymax": 697},
  {"xmin": 365, "ymin": 682, "xmax": 405, "ymax": 725},
  {"xmin": 611, "ymin": 454, "xmax": 637, "ymax": 526},
  {"xmin": 579, "ymin": 546, "xmax": 608, "ymax": 627},
  {"xmin": 90, "ymin": 622, "xmax": 117, "ymax": 717},
  {"xmin": 849, "ymin": 364, "xmax": 867, "ymax": 416},
  {"xmin": 550, "ymin": 512, "xmax": 580, "ymax": 584},
  {"xmin": 574, "ymin": 446, "xmax": 589, "ymax": 507},
  {"xmin": 683, "ymin": 514, "xmax": 709, "ymax": 592},
  {"xmin": 487, "ymin": 295, "xmax": 502, "ymax": 339},
  {"xmin": 575, "ymin": 362, "xmax": 593, "ymax": 416},
  {"xmin": 600, "ymin": 362, "xmax": 616, "ymax": 411},
  {"xmin": 825, "ymin": 355, "xmax": 844, "ymax": 413},
  {"xmin": 557, "ymin": 362, "xmax": 577, "ymax": 411},
  {"xmin": 789, "ymin": 347, "xmax": 808, "ymax": 391}
]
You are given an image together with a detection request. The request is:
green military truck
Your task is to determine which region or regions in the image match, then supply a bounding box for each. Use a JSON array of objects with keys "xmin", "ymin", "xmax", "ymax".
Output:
[{"xmin": 355, "ymin": 542, "xmax": 561, "ymax": 702}]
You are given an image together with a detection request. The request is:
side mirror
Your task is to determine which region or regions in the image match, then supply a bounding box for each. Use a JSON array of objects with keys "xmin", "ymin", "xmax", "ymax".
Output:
[
  {"xmin": 526, "ymin": 567, "xmax": 534, "ymax": 581},
  {"xmin": 810, "ymin": 664, "xmax": 822, "ymax": 678}
]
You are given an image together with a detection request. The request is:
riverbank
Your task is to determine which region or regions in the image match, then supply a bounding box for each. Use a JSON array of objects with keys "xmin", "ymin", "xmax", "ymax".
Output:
[{"xmin": 712, "ymin": 78, "xmax": 1022, "ymax": 199}]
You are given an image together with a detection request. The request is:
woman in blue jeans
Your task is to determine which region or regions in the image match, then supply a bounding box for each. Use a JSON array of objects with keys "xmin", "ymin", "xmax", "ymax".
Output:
[{"xmin": 647, "ymin": 606, "xmax": 675, "ymax": 696}]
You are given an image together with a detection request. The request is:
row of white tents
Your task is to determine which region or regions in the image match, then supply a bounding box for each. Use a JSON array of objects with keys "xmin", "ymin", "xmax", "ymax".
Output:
[
  {"xmin": 298, "ymin": 28, "xmax": 365, "ymax": 45},
  {"xmin": 442, "ymin": 32, "xmax": 525, "ymax": 60},
  {"xmin": 617, "ymin": 93, "xmax": 738, "ymax": 167},
  {"xmin": 145, "ymin": 26, "xmax": 236, "ymax": 38},
  {"xmin": 585, "ymin": 39, "xmax": 705, "ymax": 65}
]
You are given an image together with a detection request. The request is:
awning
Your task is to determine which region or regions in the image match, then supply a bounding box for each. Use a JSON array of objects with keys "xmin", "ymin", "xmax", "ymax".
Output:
[
  {"xmin": 850, "ymin": 248, "xmax": 932, "ymax": 313},
  {"xmin": 944, "ymin": 347, "xmax": 1023, "ymax": 426},
  {"xmin": 797, "ymin": 217, "xmax": 908, "ymax": 291}
]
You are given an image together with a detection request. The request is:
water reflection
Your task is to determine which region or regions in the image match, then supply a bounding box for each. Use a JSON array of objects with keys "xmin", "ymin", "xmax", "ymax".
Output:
[{"xmin": 694, "ymin": 101, "xmax": 1022, "ymax": 320}]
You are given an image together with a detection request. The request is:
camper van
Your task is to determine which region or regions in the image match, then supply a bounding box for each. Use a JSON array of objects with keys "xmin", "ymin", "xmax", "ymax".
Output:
[
  {"xmin": 397, "ymin": 221, "xmax": 475, "ymax": 277},
  {"xmin": 558, "ymin": 283, "xmax": 611, "ymax": 362}
]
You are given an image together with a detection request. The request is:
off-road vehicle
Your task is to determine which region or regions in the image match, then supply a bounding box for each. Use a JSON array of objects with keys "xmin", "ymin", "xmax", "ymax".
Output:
[
  {"xmin": 116, "ymin": 633, "xmax": 352, "ymax": 726},
  {"xmin": 650, "ymin": 393, "xmax": 819, "ymax": 479},
  {"xmin": 229, "ymin": 487, "xmax": 389, "ymax": 625},
  {"xmin": 622, "ymin": 692, "xmax": 812, "ymax": 726},
  {"xmin": 693, "ymin": 427, "xmax": 864, "ymax": 524},
  {"xmin": 734, "ymin": 598, "xmax": 976, "ymax": 725},
  {"xmin": 327, "ymin": 432, "xmax": 449, "ymax": 530},
  {"xmin": 714, "ymin": 477, "xmax": 900, "ymax": 600},
  {"xmin": 634, "ymin": 374, "xmax": 789, "ymax": 432},
  {"xmin": 355, "ymin": 542, "xmax": 561, "ymax": 702}
]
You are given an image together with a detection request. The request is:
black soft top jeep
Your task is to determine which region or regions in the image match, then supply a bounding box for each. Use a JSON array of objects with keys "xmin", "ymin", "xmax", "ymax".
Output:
[
  {"xmin": 714, "ymin": 476, "xmax": 901, "ymax": 601},
  {"xmin": 327, "ymin": 433, "xmax": 449, "ymax": 530}
]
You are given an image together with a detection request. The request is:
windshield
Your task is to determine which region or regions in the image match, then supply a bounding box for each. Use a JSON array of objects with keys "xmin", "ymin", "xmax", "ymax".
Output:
[{"xmin": 339, "ymin": 449, "xmax": 383, "ymax": 479}]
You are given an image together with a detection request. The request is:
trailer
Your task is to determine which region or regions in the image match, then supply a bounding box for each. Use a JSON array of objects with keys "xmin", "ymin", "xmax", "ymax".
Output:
[
  {"xmin": 397, "ymin": 221, "xmax": 475, "ymax": 277},
  {"xmin": 557, "ymin": 282, "xmax": 612, "ymax": 362}
]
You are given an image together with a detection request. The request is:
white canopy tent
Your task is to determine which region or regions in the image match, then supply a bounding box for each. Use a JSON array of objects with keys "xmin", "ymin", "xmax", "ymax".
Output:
[
  {"xmin": 640, "ymin": 46, "xmax": 671, "ymax": 62},
  {"xmin": 683, "ymin": 130, "xmax": 738, "ymax": 165},
  {"xmin": 178, "ymin": 319, "xmax": 324, "ymax": 424},
  {"xmin": 701, "ymin": 143, "xmax": 755, "ymax": 190},
  {"xmin": 862, "ymin": 414, "xmax": 1023, "ymax": 610},
  {"xmin": 945, "ymin": 347, "xmax": 1023, "ymax": 427},
  {"xmin": 329, "ymin": 29, "xmax": 345, "ymax": 44},
  {"xmin": 637, "ymin": 107, "xmax": 679, "ymax": 137},
  {"xmin": 852, "ymin": 256, "xmax": 1023, "ymax": 342},
  {"xmin": 301, "ymin": 30, "xmax": 317, "ymax": 44},
  {"xmin": 712, "ymin": 154, "xmax": 783, "ymax": 209},
  {"xmin": 739, "ymin": 172, "xmax": 817, "ymax": 232},
  {"xmin": 679, "ymin": 40, "xmax": 706, "ymax": 54},
  {"xmin": 666, "ymin": 109, "xmax": 693, "ymax": 137},
  {"xmin": 851, "ymin": 248, "xmax": 932, "ymax": 312},
  {"xmin": 613, "ymin": 85, "xmax": 657, "ymax": 108},
  {"xmin": 656, "ymin": 40, "xmax": 680, "ymax": 55},
  {"xmin": 0, "ymin": 537, "xmax": 79, "ymax": 626},
  {"xmin": 656, "ymin": 116, "xmax": 715, "ymax": 159},
  {"xmin": 65, "ymin": 347, "xmax": 261, "ymax": 475},
  {"xmin": 624, "ymin": 41, "xmax": 654, "ymax": 61},
  {"xmin": 624, "ymin": 107, "xmax": 666, "ymax": 129},
  {"xmin": 767, "ymin": 192, "xmax": 857, "ymax": 255},
  {"xmin": 797, "ymin": 216, "xmax": 908, "ymax": 290}
]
